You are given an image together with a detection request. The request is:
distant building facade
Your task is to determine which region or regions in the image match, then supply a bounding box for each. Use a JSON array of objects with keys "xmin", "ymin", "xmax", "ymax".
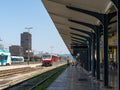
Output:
[
  {"xmin": 21, "ymin": 32, "xmax": 33, "ymax": 58},
  {"xmin": 9, "ymin": 45, "xmax": 23, "ymax": 56}
]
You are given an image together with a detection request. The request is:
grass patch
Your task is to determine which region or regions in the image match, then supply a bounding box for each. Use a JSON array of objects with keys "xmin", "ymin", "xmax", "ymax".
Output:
[{"xmin": 33, "ymin": 65, "xmax": 67, "ymax": 90}]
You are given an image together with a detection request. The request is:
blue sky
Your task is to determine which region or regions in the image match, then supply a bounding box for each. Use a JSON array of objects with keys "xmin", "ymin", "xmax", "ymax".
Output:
[{"xmin": 0, "ymin": 0, "xmax": 70, "ymax": 54}]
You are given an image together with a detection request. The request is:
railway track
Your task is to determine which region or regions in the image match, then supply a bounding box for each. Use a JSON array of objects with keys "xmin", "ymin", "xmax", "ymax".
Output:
[
  {"xmin": 0, "ymin": 62, "xmax": 66, "ymax": 89},
  {"xmin": 2, "ymin": 65, "xmax": 66, "ymax": 90}
]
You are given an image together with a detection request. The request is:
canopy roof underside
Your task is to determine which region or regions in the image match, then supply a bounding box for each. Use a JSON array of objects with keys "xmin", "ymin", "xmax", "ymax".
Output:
[{"xmin": 42, "ymin": 0, "xmax": 117, "ymax": 54}]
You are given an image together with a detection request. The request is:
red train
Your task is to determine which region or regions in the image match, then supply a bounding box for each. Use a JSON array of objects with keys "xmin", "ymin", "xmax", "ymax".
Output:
[{"xmin": 41, "ymin": 54, "xmax": 59, "ymax": 66}]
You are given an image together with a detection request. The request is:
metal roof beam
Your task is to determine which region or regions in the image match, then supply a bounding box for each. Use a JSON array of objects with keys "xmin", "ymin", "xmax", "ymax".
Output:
[
  {"xmin": 69, "ymin": 19, "xmax": 100, "ymax": 33},
  {"xmin": 66, "ymin": 5, "xmax": 104, "ymax": 23},
  {"xmin": 70, "ymin": 27, "xmax": 91, "ymax": 36},
  {"xmin": 108, "ymin": 12, "xmax": 117, "ymax": 21},
  {"xmin": 72, "ymin": 42, "xmax": 82, "ymax": 45},
  {"xmin": 49, "ymin": 11, "xmax": 70, "ymax": 19},
  {"xmin": 71, "ymin": 39, "xmax": 85, "ymax": 43},
  {"xmin": 72, "ymin": 42, "xmax": 86, "ymax": 46},
  {"xmin": 70, "ymin": 33, "xmax": 89, "ymax": 40},
  {"xmin": 71, "ymin": 45, "xmax": 88, "ymax": 49},
  {"xmin": 71, "ymin": 36, "xmax": 86, "ymax": 42},
  {"xmin": 67, "ymin": 6, "xmax": 117, "ymax": 24},
  {"xmin": 69, "ymin": 19, "xmax": 114, "ymax": 34},
  {"xmin": 111, "ymin": 0, "xmax": 118, "ymax": 8},
  {"xmin": 71, "ymin": 41, "xmax": 85, "ymax": 45},
  {"xmin": 109, "ymin": 20, "xmax": 117, "ymax": 25},
  {"xmin": 72, "ymin": 39, "xmax": 85, "ymax": 44},
  {"xmin": 71, "ymin": 36, "xmax": 87, "ymax": 41}
]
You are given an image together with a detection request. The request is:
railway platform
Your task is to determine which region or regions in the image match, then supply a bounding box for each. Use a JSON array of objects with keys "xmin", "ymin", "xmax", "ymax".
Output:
[
  {"xmin": 0, "ymin": 63, "xmax": 41, "ymax": 71},
  {"xmin": 47, "ymin": 65, "xmax": 117, "ymax": 90}
]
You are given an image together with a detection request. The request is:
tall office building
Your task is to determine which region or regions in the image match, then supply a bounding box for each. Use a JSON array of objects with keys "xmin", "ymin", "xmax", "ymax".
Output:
[{"xmin": 21, "ymin": 32, "xmax": 32, "ymax": 57}]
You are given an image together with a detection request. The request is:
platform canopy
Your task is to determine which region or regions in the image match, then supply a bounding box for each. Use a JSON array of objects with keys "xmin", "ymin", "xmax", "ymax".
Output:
[{"xmin": 42, "ymin": 0, "xmax": 117, "ymax": 54}]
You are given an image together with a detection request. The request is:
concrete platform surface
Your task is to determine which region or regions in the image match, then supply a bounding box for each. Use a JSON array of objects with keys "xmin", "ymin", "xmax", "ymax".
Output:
[{"xmin": 47, "ymin": 66, "xmax": 117, "ymax": 90}]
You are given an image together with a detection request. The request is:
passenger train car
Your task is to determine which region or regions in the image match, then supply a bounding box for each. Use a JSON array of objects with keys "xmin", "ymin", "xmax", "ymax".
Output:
[
  {"xmin": 11, "ymin": 56, "xmax": 24, "ymax": 63},
  {"xmin": 0, "ymin": 49, "xmax": 11, "ymax": 66},
  {"xmin": 42, "ymin": 54, "xmax": 59, "ymax": 66}
]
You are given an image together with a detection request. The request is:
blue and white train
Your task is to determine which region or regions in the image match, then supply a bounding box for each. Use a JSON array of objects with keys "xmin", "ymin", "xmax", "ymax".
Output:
[
  {"xmin": 11, "ymin": 56, "xmax": 24, "ymax": 62},
  {"xmin": 0, "ymin": 49, "xmax": 11, "ymax": 65},
  {"xmin": 0, "ymin": 49, "xmax": 24, "ymax": 66}
]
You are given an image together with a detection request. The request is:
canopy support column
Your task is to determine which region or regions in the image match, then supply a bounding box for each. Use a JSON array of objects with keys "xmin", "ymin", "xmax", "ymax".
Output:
[
  {"xmin": 103, "ymin": 14, "xmax": 109, "ymax": 86},
  {"xmin": 91, "ymin": 33, "xmax": 96, "ymax": 77},
  {"xmin": 96, "ymin": 27, "xmax": 100, "ymax": 80}
]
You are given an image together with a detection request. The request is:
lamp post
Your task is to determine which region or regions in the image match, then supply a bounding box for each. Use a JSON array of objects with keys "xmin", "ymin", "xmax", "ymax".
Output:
[
  {"xmin": 25, "ymin": 27, "xmax": 33, "ymax": 65},
  {"xmin": 26, "ymin": 50, "xmax": 29, "ymax": 65},
  {"xmin": 26, "ymin": 50, "xmax": 32, "ymax": 65}
]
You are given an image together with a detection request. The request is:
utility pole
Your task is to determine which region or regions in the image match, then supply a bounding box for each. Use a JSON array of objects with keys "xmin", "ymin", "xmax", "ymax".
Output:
[{"xmin": 25, "ymin": 27, "xmax": 33, "ymax": 65}]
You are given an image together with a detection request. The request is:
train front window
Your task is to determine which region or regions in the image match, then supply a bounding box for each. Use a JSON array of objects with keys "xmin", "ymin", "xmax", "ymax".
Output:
[
  {"xmin": 42, "ymin": 55, "xmax": 51, "ymax": 59},
  {"xmin": 0, "ymin": 55, "xmax": 8, "ymax": 60}
]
